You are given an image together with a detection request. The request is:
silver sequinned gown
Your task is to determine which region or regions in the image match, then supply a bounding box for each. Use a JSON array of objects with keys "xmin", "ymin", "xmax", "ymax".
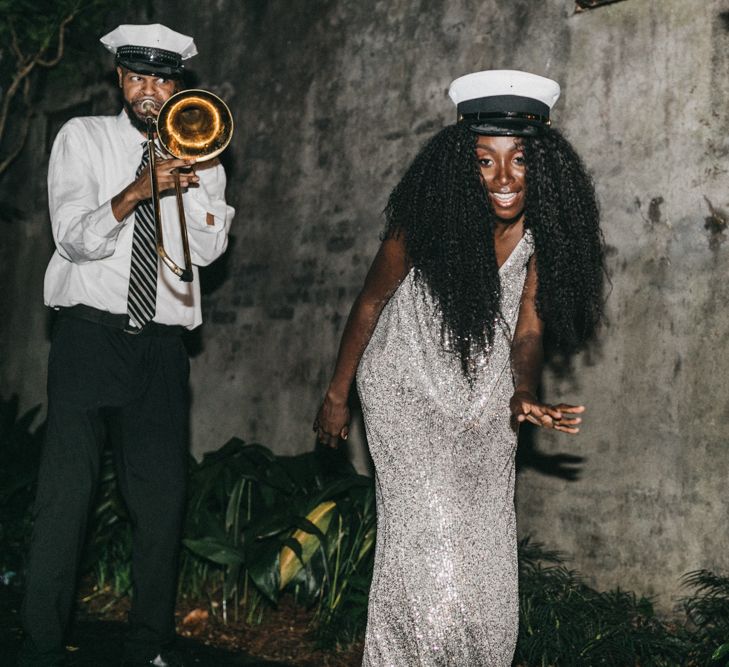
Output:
[{"xmin": 357, "ymin": 231, "xmax": 534, "ymax": 667}]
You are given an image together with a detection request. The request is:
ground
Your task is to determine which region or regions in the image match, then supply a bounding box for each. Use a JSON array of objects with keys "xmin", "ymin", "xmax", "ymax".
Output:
[{"xmin": 0, "ymin": 579, "xmax": 364, "ymax": 666}]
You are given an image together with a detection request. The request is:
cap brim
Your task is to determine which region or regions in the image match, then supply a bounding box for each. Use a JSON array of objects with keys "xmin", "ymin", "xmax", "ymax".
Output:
[
  {"xmin": 467, "ymin": 118, "xmax": 544, "ymax": 137},
  {"xmin": 117, "ymin": 57, "xmax": 183, "ymax": 78}
]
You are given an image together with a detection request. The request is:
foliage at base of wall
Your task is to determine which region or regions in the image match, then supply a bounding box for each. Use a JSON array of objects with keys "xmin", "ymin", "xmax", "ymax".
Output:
[
  {"xmin": 0, "ymin": 0, "xmax": 141, "ymax": 183},
  {"xmin": 1, "ymin": 394, "xmax": 727, "ymax": 665}
]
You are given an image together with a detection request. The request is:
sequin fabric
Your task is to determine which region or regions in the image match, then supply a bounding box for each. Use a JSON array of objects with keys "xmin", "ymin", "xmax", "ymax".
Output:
[{"xmin": 356, "ymin": 230, "xmax": 535, "ymax": 667}]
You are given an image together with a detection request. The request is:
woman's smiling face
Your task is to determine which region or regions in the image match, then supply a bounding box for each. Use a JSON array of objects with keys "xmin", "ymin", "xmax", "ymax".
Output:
[{"xmin": 475, "ymin": 135, "xmax": 526, "ymax": 222}]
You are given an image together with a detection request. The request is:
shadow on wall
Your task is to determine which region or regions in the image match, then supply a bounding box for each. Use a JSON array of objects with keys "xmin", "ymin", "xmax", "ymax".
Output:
[
  {"xmin": 182, "ymin": 233, "xmax": 238, "ymax": 358},
  {"xmin": 513, "ymin": 344, "xmax": 600, "ymax": 482},
  {"xmin": 516, "ymin": 425, "xmax": 585, "ymax": 482}
]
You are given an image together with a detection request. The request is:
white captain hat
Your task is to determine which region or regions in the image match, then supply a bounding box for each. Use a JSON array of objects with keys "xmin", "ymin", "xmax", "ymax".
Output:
[
  {"xmin": 100, "ymin": 24, "xmax": 197, "ymax": 77},
  {"xmin": 448, "ymin": 69, "xmax": 561, "ymax": 136}
]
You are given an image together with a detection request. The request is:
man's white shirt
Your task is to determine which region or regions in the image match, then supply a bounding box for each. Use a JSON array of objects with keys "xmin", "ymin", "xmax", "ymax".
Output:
[{"xmin": 44, "ymin": 110, "xmax": 235, "ymax": 329}]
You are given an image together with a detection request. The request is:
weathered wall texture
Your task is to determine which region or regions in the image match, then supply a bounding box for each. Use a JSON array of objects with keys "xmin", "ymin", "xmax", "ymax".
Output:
[
  {"xmin": 1, "ymin": 0, "xmax": 728, "ymax": 610},
  {"xmin": 517, "ymin": 0, "xmax": 729, "ymax": 609}
]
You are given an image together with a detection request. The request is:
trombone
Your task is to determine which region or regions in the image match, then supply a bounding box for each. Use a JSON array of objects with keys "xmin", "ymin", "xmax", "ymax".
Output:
[{"xmin": 141, "ymin": 89, "xmax": 234, "ymax": 282}]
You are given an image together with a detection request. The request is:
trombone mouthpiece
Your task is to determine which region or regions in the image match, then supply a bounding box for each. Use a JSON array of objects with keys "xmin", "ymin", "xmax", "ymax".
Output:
[{"xmin": 140, "ymin": 100, "xmax": 156, "ymax": 116}]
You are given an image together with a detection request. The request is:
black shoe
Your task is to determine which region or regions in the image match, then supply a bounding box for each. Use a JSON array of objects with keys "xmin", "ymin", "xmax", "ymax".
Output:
[{"xmin": 121, "ymin": 652, "xmax": 184, "ymax": 667}]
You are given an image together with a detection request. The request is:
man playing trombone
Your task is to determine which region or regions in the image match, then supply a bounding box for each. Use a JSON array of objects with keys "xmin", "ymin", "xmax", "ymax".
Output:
[{"xmin": 19, "ymin": 24, "xmax": 235, "ymax": 667}]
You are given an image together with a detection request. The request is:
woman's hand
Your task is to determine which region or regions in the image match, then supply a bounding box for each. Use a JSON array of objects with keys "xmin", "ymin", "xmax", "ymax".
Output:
[
  {"xmin": 509, "ymin": 389, "xmax": 584, "ymax": 434},
  {"xmin": 311, "ymin": 236, "xmax": 409, "ymax": 450},
  {"xmin": 313, "ymin": 393, "xmax": 351, "ymax": 449}
]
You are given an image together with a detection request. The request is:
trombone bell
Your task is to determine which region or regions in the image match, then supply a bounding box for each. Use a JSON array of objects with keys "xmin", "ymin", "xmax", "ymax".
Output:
[
  {"xmin": 145, "ymin": 89, "xmax": 234, "ymax": 282},
  {"xmin": 158, "ymin": 90, "xmax": 234, "ymax": 162}
]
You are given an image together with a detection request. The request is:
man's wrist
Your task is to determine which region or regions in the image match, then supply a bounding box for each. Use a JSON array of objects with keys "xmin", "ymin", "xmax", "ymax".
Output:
[
  {"xmin": 123, "ymin": 181, "xmax": 142, "ymax": 207},
  {"xmin": 111, "ymin": 183, "xmax": 141, "ymax": 222}
]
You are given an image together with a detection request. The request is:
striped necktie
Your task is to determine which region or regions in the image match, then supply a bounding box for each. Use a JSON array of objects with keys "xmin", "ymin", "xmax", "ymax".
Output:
[{"xmin": 127, "ymin": 147, "xmax": 159, "ymax": 330}]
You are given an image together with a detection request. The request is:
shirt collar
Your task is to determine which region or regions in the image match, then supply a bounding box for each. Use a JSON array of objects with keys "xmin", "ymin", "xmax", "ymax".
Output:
[{"xmin": 116, "ymin": 109, "xmax": 147, "ymax": 154}]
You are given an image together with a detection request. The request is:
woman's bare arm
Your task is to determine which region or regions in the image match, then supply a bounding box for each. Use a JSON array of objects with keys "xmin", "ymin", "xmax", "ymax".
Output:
[
  {"xmin": 509, "ymin": 255, "xmax": 584, "ymax": 434},
  {"xmin": 314, "ymin": 235, "xmax": 410, "ymax": 447}
]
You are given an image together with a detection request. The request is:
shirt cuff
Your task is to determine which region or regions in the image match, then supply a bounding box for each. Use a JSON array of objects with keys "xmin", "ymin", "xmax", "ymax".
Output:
[
  {"xmin": 92, "ymin": 199, "xmax": 127, "ymax": 238},
  {"xmin": 184, "ymin": 187, "xmax": 229, "ymax": 231}
]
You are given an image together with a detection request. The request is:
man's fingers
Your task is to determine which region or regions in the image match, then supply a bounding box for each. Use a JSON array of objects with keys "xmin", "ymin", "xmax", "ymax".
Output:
[
  {"xmin": 155, "ymin": 161, "xmax": 199, "ymax": 179},
  {"xmin": 554, "ymin": 424, "xmax": 580, "ymax": 435},
  {"xmin": 156, "ymin": 176, "xmax": 199, "ymax": 191},
  {"xmin": 177, "ymin": 177, "xmax": 200, "ymax": 188},
  {"xmin": 158, "ymin": 157, "xmax": 190, "ymax": 169},
  {"xmin": 160, "ymin": 170, "xmax": 199, "ymax": 182}
]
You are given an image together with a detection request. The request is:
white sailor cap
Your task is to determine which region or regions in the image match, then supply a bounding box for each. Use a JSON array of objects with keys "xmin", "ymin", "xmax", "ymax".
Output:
[
  {"xmin": 100, "ymin": 24, "xmax": 197, "ymax": 77},
  {"xmin": 448, "ymin": 70, "xmax": 561, "ymax": 136}
]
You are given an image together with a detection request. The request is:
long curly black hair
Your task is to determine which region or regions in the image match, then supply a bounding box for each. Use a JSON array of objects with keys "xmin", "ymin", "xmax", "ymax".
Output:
[{"xmin": 383, "ymin": 122, "xmax": 605, "ymax": 377}]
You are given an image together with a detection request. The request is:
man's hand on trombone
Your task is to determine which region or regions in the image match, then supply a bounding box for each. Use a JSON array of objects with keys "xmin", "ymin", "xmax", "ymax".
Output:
[
  {"xmin": 111, "ymin": 157, "xmax": 199, "ymax": 222},
  {"xmin": 138, "ymin": 157, "xmax": 200, "ymax": 198}
]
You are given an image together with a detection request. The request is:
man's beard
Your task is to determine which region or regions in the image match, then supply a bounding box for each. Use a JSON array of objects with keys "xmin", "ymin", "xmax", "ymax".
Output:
[{"xmin": 123, "ymin": 98, "xmax": 154, "ymax": 134}]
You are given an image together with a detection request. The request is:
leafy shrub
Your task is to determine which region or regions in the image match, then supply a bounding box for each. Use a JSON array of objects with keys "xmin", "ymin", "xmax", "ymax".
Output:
[
  {"xmin": 681, "ymin": 570, "xmax": 729, "ymax": 666},
  {"xmin": 516, "ymin": 538, "xmax": 688, "ymax": 666},
  {"xmin": 3, "ymin": 391, "xmax": 729, "ymax": 659},
  {"xmin": 0, "ymin": 394, "xmax": 44, "ymax": 588},
  {"xmin": 180, "ymin": 438, "xmax": 375, "ymax": 638}
]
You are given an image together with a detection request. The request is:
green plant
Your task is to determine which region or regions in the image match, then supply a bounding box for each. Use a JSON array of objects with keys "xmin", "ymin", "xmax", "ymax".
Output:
[
  {"xmin": 515, "ymin": 538, "xmax": 688, "ymax": 666},
  {"xmin": 0, "ymin": 394, "xmax": 44, "ymax": 588},
  {"xmin": 180, "ymin": 437, "xmax": 374, "ymax": 640},
  {"xmin": 309, "ymin": 488, "xmax": 375, "ymax": 647},
  {"xmin": 681, "ymin": 570, "xmax": 729, "ymax": 666},
  {"xmin": 6, "ymin": 388, "xmax": 729, "ymax": 659},
  {"xmin": 714, "ymin": 644, "xmax": 729, "ymax": 666},
  {"xmin": 0, "ymin": 0, "xmax": 121, "ymax": 178}
]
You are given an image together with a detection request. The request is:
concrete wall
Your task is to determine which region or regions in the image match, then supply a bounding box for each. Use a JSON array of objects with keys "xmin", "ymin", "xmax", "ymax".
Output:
[
  {"xmin": 1, "ymin": 0, "xmax": 727, "ymax": 610},
  {"xmin": 517, "ymin": 0, "xmax": 729, "ymax": 609}
]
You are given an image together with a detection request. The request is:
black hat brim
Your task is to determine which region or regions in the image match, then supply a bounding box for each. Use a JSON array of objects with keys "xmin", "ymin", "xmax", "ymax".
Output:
[
  {"xmin": 116, "ymin": 57, "xmax": 183, "ymax": 78},
  {"xmin": 466, "ymin": 117, "xmax": 545, "ymax": 137}
]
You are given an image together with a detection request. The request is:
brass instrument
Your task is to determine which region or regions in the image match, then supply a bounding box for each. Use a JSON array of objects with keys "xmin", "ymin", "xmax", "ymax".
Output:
[{"xmin": 141, "ymin": 89, "xmax": 234, "ymax": 282}]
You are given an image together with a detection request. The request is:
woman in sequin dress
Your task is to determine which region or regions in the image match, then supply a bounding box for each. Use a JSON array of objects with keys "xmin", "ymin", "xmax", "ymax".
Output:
[{"xmin": 314, "ymin": 70, "xmax": 605, "ymax": 666}]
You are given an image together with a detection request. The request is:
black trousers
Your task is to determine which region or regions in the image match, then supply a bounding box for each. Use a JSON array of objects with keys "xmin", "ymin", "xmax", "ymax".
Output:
[{"xmin": 19, "ymin": 315, "xmax": 190, "ymax": 666}]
